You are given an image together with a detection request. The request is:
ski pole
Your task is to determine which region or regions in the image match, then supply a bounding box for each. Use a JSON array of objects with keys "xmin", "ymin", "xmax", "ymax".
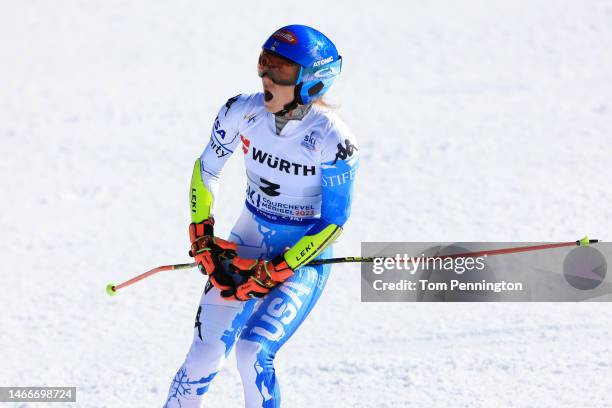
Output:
[
  {"xmin": 106, "ymin": 263, "xmax": 196, "ymax": 296},
  {"xmin": 106, "ymin": 237, "xmax": 598, "ymax": 296},
  {"xmin": 308, "ymin": 236, "xmax": 599, "ymax": 265}
]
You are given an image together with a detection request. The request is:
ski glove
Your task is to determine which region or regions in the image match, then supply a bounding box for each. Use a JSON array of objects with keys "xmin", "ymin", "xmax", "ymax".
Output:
[
  {"xmin": 189, "ymin": 217, "xmax": 237, "ymax": 291},
  {"xmin": 220, "ymin": 255, "xmax": 294, "ymax": 301}
]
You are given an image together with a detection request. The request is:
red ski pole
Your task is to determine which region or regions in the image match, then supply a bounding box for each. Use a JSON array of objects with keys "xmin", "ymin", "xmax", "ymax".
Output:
[{"xmin": 106, "ymin": 263, "xmax": 196, "ymax": 296}]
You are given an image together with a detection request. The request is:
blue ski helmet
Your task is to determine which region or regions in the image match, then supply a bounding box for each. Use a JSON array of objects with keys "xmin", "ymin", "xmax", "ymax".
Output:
[{"xmin": 262, "ymin": 24, "xmax": 342, "ymax": 105}]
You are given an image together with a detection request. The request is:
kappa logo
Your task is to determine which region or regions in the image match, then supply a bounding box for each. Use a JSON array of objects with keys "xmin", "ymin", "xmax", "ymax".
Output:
[
  {"xmin": 332, "ymin": 139, "xmax": 358, "ymax": 164},
  {"xmin": 194, "ymin": 305, "xmax": 203, "ymax": 341},
  {"xmin": 259, "ymin": 178, "xmax": 281, "ymax": 197},
  {"xmin": 224, "ymin": 95, "xmax": 240, "ymax": 116},
  {"xmin": 240, "ymin": 135, "xmax": 250, "ymax": 154}
]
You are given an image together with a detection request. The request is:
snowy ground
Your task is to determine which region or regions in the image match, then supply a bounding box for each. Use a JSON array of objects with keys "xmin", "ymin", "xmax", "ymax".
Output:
[{"xmin": 1, "ymin": 0, "xmax": 612, "ymax": 407}]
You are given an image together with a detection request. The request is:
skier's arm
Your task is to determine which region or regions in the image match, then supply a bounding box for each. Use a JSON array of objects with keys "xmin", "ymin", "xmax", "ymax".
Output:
[
  {"xmin": 190, "ymin": 95, "xmax": 245, "ymax": 286},
  {"xmin": 190, "ymin": 95, "xmax": 243, "ymax": 223},
  {"xmin": 283, "ymin": 135, "xmax": 359, "ymax": 269}
]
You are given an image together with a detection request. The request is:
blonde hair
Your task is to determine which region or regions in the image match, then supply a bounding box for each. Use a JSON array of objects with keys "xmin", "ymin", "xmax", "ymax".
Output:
[{"xmin": 314, "ymin": 97, "xmax": 337, "ymax": 110}]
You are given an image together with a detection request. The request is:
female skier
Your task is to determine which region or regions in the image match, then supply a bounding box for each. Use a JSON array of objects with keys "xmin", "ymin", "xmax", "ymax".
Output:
[{"xmin": 164, "ymin": 24, "xmax": 359, "ymax": 408}]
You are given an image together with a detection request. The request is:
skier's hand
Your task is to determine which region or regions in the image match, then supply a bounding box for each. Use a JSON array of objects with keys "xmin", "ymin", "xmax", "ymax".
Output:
[
  {"xmin": 220, "ymin": 255, "xmax": 294, "ymax": 301},
  {"xmin": 189, "ymin": 218, "xmax": 237, "ymax": 291}
]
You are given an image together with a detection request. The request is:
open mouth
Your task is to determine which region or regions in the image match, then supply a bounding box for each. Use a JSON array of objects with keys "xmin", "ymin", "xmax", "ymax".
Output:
[{"xmin": 264, "ymin": 90, "xmax": 273, "ymax": 102}]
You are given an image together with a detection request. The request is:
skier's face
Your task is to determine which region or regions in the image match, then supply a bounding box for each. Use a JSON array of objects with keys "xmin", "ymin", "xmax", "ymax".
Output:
[
  {"xmin": 261, "ymin": 76, "xmax": 295, "ymax": 113},
  {"xmin": 257, "ymin": 50, "xmax": 299, "ymax": 113}
]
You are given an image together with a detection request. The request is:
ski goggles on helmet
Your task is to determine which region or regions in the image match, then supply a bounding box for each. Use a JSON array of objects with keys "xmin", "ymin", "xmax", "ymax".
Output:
[
  {"xmin": 257, "ymin": 50, "xmax": 301, "ymax": 86},
  {"xmin": 299, "ymin": 57, "xmax": 342, "ymax": 84}
]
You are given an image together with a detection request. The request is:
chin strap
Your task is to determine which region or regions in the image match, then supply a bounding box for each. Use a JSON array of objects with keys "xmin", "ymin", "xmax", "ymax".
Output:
[
  {"xmin": 274, "ymin": 83, "xmax": 304, "ymax": 116},
  {"xmin": 274, "ymin": 102, "xmax": 298, "ymax": 116}
]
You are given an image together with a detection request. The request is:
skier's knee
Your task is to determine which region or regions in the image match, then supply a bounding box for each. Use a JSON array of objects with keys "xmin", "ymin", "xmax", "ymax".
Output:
[
  {"xmin": 184, "ymin": 336, "xmax": 227, "ymax": 371},
  {"xmin": 236, "ymin": 338, "xmax": 275, "ymax": 373}
]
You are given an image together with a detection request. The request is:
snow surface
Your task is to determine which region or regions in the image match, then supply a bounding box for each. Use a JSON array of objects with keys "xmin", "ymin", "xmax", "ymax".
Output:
[{"xmin": 1, "ymin": 0, "xmax": 612, "ymax": 407}]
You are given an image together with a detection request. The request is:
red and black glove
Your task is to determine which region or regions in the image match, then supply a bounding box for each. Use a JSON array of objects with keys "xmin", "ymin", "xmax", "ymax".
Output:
[
  {"xmin": 189, "ymin": 217, "xmax": 237, "ymax": 291},
  {"xmin": 220, "ymin": 254, "xmax": 294, "ymax": 301}
]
